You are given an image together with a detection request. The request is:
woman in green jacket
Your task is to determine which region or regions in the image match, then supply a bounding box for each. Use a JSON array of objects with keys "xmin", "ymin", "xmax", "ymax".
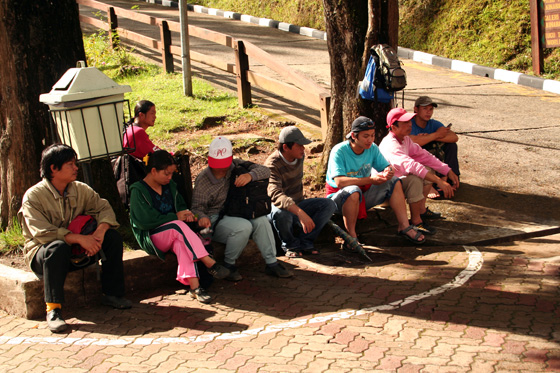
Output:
[{"xmin": 129, "ymin": 150, "xmax": 230, "ymax": 304}]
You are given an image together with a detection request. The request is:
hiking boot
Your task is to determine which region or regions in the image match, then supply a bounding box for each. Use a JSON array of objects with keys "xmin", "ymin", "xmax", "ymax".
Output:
[
  {"xmin": 190, "ymin": 287, "xmax": 212, "ymax": 304},
  {"xmin": 207, "ymin": 263, "xmax": 230, "ymax": 280},
  {"xmin": 265, "ymin": 262, "xmax": 293, "ymax": 278},
  {"xmin": 102, "ymin": 295, "xmax": 132, "ymax": 309},
  {"xmin": 46, "ymin": 308, "xmax": 67, "ymax": 333},
  {"xmin": 420, "ymin": 207, "xmax": 442, "ymax": 220}
]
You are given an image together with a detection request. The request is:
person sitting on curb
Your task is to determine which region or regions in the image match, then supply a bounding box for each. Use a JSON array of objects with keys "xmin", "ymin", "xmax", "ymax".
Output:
[
  {"xmin": 410, "ymin": 96, "xmax": 460, "ymax": 198},
  {"xmin": 18, "ymin": 144, "xmax": 131, "ymax": 333},
  {"xmin": 129, "ymin": 150, "xmax": 231, "ymax": 304},
  {"xmin": 265, "ymin": 126, "xmax": 337, "ymax": 257},
  {"xmin": 191, "ymin": 136, "xmax": 293, "ymax": 281},
  {"xmin": 379, "ymin": 108, "xmax": 460, "ymax": 235},
  {"xmin": 325, "ymin": 116, "xmax": 426, "ymax": 246}
]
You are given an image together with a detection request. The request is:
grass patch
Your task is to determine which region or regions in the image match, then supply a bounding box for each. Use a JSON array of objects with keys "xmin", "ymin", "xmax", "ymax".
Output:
[
  {"xmin": 84, "ymin": 30, "xmax": 267, "ymax": 149},
  {"xmin": 186, "ymin": 0, "xmax": 559, "ymax": 79},
  {"xmin": 0, "ymin": 218, "xmax": 24, "ymax": 255}
]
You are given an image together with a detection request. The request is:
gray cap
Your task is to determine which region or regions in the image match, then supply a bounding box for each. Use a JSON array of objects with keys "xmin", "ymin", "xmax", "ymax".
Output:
[
  {"xmin": 279, "ymin": 126, "xmax": 311, "ymax": 145},
  {"xmin": 414, "ymin": 96, "xmax": 438, "ymax": 107}
]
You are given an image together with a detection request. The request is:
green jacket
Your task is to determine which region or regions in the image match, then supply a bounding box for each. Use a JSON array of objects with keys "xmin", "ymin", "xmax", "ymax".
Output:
[{"xmin": 129, "ymin": 179, "xmax": 188, "ymax": 260}]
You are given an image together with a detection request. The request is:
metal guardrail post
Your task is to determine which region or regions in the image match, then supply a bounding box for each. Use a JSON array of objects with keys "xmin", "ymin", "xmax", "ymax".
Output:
[
  {"xmin": 159, "ymin": 20, "xmax": 174, "ymax": 73},
  {"xmin": 235, "ymin": 40, "xmax": 252, "ymax": 108}
]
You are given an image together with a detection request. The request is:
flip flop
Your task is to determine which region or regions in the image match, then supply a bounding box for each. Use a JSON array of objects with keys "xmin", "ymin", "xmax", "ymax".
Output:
[{"xmin": 398, "ymin": 225, "xmax": 426, "ymax": 244}]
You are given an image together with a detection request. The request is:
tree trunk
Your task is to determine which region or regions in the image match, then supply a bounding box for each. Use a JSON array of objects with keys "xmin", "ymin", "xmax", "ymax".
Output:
[
  {"xmin": 320, "ymin": 0, "xmax": 399, "ymax": 174},
  {"xmin": 0, "ymin": 1, "xmax": 127, "ymax": 229}
]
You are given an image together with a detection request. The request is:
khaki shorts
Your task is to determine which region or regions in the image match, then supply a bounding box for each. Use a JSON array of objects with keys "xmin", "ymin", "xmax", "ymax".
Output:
[{"xmin": 400, "ymin": 175, "xmax": 431, "ymax": 203}]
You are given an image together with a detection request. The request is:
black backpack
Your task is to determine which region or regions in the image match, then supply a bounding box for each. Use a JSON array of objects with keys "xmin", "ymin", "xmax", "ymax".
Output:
[
  {"xmin": 372, "ymin": 44, "xmax": 407, "ymax": 92},
  {"xmin": 222, "ymin": 160, "xmax": 272, "ymax": 220}
]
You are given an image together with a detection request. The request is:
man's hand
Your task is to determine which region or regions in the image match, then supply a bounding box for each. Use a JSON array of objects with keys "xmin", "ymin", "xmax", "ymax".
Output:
[
  {"xmin": 177, "ymin": 209, "xmax": 196, "ymax": 222},
  {"xmin": 383, "ymin": 165, "xmax": 394, "ymax": 179},
  {"xmin": 234, "ymin": 173, "xmax": 252, "ymax": 187},
  {"xmin": 198, "ymin": 217, "xmax": 211, "ymax": 229},
  {"xmin": 297, "ymin": 210, "xmax": 315, "ymax": 234},
  {"xmin": 435, "ymin": 179, "xmax": 454, "ymax": 198},
  {"xmin": 74, "ymin": 234, "xmax": 102, "ymax": 256},
  {"xmin": 447, "ymin": 170, "xmax": 460, "ymax": 190},
  {"xmin": 370, "ymin": 173, "xmax": 392, "ymax": 185},
  {"xmin": 434, "ymin": 126, "xmax": 451, "ymax": 139}
]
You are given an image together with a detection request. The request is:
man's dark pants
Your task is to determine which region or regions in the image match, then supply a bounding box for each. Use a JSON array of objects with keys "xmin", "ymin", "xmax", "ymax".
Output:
[{"xmin": 31, "ymin": 229, "xmax": 125, "ymax": 304}]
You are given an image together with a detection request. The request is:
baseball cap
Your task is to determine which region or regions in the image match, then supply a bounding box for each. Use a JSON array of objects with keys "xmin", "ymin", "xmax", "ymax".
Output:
[
  {"xmin": 346, "ymin": 116, "xmax": 375, "ymax": 139},
  {"xmin": 386, "ymin": 108, "xmax": 417, "ymax": 128},
  {"xmin": 279, "ymin": 126, "xmax": 311, "ymax": 145},
  {"xmin": 208, "ymin": 136, "xmax": 233, "ymax": 168},
  {"xmin": 414, "ymin": 96, "xmax": 438, "ymax": 108}
]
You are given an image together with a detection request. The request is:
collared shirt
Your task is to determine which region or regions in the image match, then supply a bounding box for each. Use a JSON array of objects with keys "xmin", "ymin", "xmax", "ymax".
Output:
[
  {"xmin": 378, "ymin": 132, "xmax": 450, "ymax": 179},
  {"xmin": 18, "ymin": 179, "xmax": 118, "ymax": 268}
]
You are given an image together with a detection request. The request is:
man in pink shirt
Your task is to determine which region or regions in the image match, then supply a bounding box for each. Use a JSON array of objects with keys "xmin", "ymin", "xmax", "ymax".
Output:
[{"xmin": 379, "ymin": 108, "xmax": 459, "ymax": 235}]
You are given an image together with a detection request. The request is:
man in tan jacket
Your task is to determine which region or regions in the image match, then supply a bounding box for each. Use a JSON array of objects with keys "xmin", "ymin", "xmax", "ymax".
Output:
[{"xmin": 18, "ymin": 144, "xmax": 130, "ymax": 333}]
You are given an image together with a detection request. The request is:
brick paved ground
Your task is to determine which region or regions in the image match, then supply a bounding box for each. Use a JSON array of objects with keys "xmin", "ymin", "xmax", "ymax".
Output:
[{"xmin": 1, "ymin": 234, "xmax": 559, "ymax": 372}]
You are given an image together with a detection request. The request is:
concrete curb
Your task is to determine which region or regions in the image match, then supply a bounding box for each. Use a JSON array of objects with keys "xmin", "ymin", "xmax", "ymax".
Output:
[
  {"xmin": 397, "ymin": 47, "xmax": 560, "ymax": 95},
  {"xmin": 139, "ymin": 0, "xmax": 560, "ymax": 95}
]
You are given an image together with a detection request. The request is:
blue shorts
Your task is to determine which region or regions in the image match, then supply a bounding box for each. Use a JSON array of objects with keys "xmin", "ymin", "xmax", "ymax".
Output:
[{"xmin": 328, "ymin": 177, "xmax": 400, "ymax": 214}]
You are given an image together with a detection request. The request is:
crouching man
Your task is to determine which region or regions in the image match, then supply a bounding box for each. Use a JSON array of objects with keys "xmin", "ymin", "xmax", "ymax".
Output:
[
  {"xmin": 18, "ymin": 144, "xmax": 131, "ymax": 333},
  {"xmin": 265, "ymin": 126, "xmax": 336, "ymax": 257}
]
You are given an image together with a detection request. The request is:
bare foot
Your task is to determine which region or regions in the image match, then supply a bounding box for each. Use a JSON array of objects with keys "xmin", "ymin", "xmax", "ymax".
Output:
[{"xmin": 427, "ymin": 186, "xmax": 441, "ymax": 199}]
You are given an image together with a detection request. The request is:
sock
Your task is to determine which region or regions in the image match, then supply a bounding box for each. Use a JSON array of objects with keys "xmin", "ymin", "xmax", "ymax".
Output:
[{"xmin": 46, "ymin": 303, "xmax": 61, "ymax": 313}]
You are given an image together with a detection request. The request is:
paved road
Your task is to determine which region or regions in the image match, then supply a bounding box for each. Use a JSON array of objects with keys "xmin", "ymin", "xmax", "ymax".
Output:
[{"xmin": 1, "ymin": 1, "xmax": 557, "ymax": 372}]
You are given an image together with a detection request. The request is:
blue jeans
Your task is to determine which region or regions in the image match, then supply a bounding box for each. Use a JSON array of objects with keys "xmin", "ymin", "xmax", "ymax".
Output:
[{"xmin": 268, "ymin": 198, "xmax": 336, "ymax": 252}]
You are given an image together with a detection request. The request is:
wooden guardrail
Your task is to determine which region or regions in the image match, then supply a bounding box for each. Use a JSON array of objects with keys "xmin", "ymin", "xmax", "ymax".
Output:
[{"xmin": 77, "ymin": 0, "xmax": 330, "ymax": 136}]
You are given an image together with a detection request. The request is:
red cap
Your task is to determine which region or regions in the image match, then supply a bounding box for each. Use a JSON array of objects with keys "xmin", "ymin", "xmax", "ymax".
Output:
[{"xmin": 386, "ymin": 108, "xmax": 416, "ymax": 128}]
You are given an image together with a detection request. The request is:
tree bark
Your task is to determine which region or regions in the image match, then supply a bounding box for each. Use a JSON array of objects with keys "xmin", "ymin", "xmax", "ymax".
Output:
[
  {"xmin": 320, "ymin": 0, "xmax": 399, "ymax": 174},
  {"xmin": 0, "ymin": 1, "xmax": 127, "ymax": 229}
]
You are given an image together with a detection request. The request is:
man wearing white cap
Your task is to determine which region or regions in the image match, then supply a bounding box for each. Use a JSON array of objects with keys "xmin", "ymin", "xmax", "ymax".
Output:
[
  {"xmin": 379, "ymin": 108, "xmax": 459, "ymax": 234},
  {"xmin": 191, "ymin": 136, "xmax": 293, "ymax": 281},
  {"xmin": 265, "ymin": 126, "xmax": 336, "ymax": 257}
]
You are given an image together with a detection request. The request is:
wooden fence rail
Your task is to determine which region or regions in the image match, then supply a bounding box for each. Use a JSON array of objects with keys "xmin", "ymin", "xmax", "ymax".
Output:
[{"xmin": 77, "ymin": 0, "xmax": 330, "ymax": 136}]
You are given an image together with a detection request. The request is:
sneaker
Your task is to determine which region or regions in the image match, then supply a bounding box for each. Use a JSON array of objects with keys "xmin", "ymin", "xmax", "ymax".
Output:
[
  {"xmin": 415, "ymin": 221, "xmax": 437, "ymax": 235},
  {"xmin": 420, "ymin": 207, "xmax": 442, "ymax": 220},
  {"xmin": 102, "ymin": 295, "xmax": 132, "ymax": 309},
  {"xmin": 226, "ymin": 268, "xmax": 243, "ymax": 282},
  {"xmin": 265, "ymin": 262, "xmax": 293, "ymax": 278},
  {"xmin": 223, "ymin": 263, "xmax": 243, "ymax": 282},
  {"xmin": 46, "ymin": 308, "xmax": 67, "ymax": 333},
  {"xmin": 207, "ymin": 263, "xmax": 230, "ymax": 280},
  {"xmin": 190, "ymin": 287, "xmax": 212, "ymax": 304}
]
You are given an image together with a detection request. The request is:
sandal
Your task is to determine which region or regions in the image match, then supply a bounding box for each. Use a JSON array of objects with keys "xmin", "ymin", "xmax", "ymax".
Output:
[
  {"xmin": 285, "ymin": 250, "xmax": 302, "ymax": 258},
  {"xmin": 398, "ymin": 225, "xmax": 426, "ymax": 244},
  {"xmin": 414, "ymin": 221, "xmax": 437, "ymax": 235}
]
